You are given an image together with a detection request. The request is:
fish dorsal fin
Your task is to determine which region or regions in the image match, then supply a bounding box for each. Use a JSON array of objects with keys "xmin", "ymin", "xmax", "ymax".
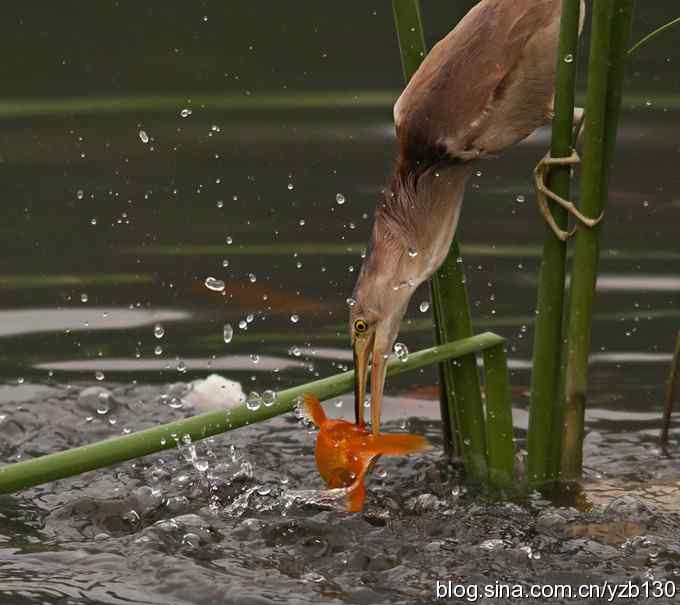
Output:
[{"xmin": 301, "ymin": 394, "xmax": 327, "ymax": 427}]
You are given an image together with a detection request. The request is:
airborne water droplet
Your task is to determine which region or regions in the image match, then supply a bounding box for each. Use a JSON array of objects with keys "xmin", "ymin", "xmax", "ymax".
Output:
[
  {"xmin": 262, "ymin": 390, "xmax": 277, "ymax": 407},
  {"xmin": 180, "ymin": 108, "xmax": 192, "ymax": 118},
  {"xmin": 290, "ymin": 314, "xmax": 300, "ymax": 324},
  {"xmin": 419, "ymin": 301, "xmax": 430, "ymax": 313},
  {"xmin": 346, "ymin": 297, "xmax": 357, "ymax": 307},
  {"xmin": 408, "ymin": 247, "xmax": 418, "ymax": 258},
  {"xmin": 139, "ymin": 130, "xmax": 149, "ymax": 144},
  {"xmin": 154, "ymin": 323, "xmax": 165, "ymax": 339},
  {"xmin": 223, "ymin": 323, "xmax": 234, "ymax": 343},
  {"xmin": 564, "ymin": 53, "xmax": 574, "ymax": 63},
  {"xmin": 393, "ymin": 342, "xmax": 409, "ymax": 362},
  {"xmin": 248, "ymin": 273, "xmax": 257, "ymax": 283},
  {"xmin": 204, "ymin": 277, "xmax": 225, "ymax": 292},
  {"xmin": 246, "ymin": 392, "xmax": 262, "ymax": 411},
  {"xmin": 336, "ymin": 193, "xmax": 346, "ymax": 205},
  {"xmin": 95, "ymin": 370, "xmax": 105, "ymax": 381},
  {"xmin": 80, "ymin": 293, "xmax": 89, "ymax": 303}
]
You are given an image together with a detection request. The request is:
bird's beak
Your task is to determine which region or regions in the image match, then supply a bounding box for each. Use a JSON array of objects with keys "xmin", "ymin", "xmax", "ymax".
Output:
[
  {"xmin": 353, "ymin": 331, "xmax": 388, "ymax": 435},
  {"xmin": 353, "ymin": 332, "xmax": 373, "ymax": 427},
  {"xmin": 369, "ymin": 340, "xmax": 388, "ymax": 436}
]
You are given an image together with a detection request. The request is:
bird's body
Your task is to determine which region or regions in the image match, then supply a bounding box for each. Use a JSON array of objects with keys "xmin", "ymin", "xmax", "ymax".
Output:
[{"xmin": 350, "ymin": 0, "xmax": 586, "ymax": 434}]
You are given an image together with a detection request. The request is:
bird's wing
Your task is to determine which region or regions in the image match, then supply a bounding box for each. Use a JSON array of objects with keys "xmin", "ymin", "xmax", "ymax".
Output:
[{"xmin": 394, "ymin": 0, "xmax": 559, "ymax": 161}]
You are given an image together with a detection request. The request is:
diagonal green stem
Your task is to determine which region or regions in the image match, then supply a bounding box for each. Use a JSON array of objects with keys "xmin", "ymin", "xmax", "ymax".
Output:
[
  {"xmin": 527, "ymin": 0, "xmax": 583, "ymax": 488},
  {"xmin": 392, "ymin": 0, "xmax": 488, "ymax": 481},
  {"xmin": 628, "ymin": 15, "xmax": 680, "ymax": 56},
  {"xmin": 561, "ymin": 0, "xmax": 635, "ymax": 480},
  {"xmin": 0, "ymin": 334, "xmax": 504, "ymax": 495}
]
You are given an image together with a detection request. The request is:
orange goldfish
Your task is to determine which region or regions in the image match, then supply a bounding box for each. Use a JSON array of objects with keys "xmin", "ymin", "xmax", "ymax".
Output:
[{"xmin": 301, "ymin": 394, "xmax": 432, "ymax": 512}]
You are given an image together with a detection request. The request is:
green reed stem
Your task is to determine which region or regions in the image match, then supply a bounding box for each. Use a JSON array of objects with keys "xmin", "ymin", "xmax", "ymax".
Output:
[
  {"xmin": 483, "ymin": 344, "xmax": 515, "ymax": 490},
  {"xmin": 392, "ymin": 0, "xmax": 488, "ymax": 482},
  {"xmin": 527, "ymin": 0, "xmax": 583, "ymax": 488},
  {"xmin": 0, "ymin": 334, "xmax": 504, "ymax": 495},
  {"xmin": 660, "ymin": 330, "xmax": 680, "ymax": 446},
  {"xmin": 561, "ymin": 0, "xmax": 634, "ymax": 480}
]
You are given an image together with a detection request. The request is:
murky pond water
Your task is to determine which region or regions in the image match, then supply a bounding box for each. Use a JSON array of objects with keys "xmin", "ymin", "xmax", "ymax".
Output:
[{"xmin": 2, "ymin": 2, "xmax": 680, "ymax": 603}]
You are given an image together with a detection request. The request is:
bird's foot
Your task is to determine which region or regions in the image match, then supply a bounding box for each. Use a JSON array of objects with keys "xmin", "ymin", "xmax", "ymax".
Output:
[{"xmin": 533, "ymin": 150, "xmax": 603, "ymax": 241}]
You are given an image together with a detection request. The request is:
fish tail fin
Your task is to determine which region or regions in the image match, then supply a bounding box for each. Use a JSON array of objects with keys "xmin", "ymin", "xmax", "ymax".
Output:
[
  {"xmin": 301, "ymin": 393, "xmax": 327, "ymax": 427},
  {"xmin": 369, "ymin": 433, "xmax": 433, "ymax": 456}
]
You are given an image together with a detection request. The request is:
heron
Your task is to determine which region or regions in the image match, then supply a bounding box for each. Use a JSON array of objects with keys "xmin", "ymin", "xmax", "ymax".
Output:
[{"xmin": 350, "ymin": 0, "xmax": 592, "ymax": 435}]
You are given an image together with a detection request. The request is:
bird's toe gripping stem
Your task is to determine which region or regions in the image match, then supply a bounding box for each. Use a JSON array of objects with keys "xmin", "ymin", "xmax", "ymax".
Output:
[{"xmin": 533, "ymin": 150, "xmax": 603, "ymax": 242}]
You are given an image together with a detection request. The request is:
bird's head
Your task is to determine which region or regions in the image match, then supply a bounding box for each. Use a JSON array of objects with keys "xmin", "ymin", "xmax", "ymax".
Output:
[{"xmin": 349, "ymin": 223, "xmax": 421, "ymax": 436}]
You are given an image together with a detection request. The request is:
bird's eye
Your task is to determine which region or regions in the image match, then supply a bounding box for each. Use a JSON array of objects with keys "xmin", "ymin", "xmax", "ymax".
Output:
[{"xmin": 353, "ymin": 319, "xmax": 369, "ymax": 335}]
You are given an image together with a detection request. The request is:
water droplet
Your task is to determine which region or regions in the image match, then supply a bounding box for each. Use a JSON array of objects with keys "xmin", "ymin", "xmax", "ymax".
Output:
[
  {"xmin": 216, "ymin": 200, "xmax": 224, "ymax": 209},
  {"xmin": 90, "ymin": 218, "xmax": 97, "ymax": 225},
  {"xmin": 298, "ymin": 219, "xmax": 306, "ymax": 226},
  {"xmin": 154, "ymin": 345, "xmax": 163, "ymax": 356},
  {"xmin": 346, "ymin": 297, "xmax": 357, "ymax": 307},
  {"xmin": 76, "ymin": 189, "xmax": 85, "ymax": 200},
  {"xmin": 515, "ymin": 195, "xmax": 526, "ymax": 204},
  {"xmin": 290, "ymin": 314, "xmax": 300, "ymax": 324},
  {"xmin": 262, "ymin": 390, "xmax": 277, "ymax": 407},
  {"xmin": 336, "ymin": 193, "xmax": 346, "ymax": 205},
  {"xmin": 180, "ymin": 108, "xmax": 193, "ymax": 118},
  {"xmin": 80, "ymin": 293, "xmax": 89, "ymax": 303},
  {"xmin": 250, "ymin": 353, "xmax": 260, "ymax": 364},
  {"xmin": 139, "ymin": 130, "xmax": 149, "ymax": 144},
  {"xmin": 564, "ymin": 53, "xmax": 574, "ymax": 64},
  {"xmin": 393, "ymin": 342, "xmax": 409, "ymax": 362},
  {"xmin": 419, "ymin": 301, "xmax": 430, "ymax": 313},
  {"xmin": 95, "ymin": 371, "xmax": 105, "ymax": 381},
  {"xmin": 246, "ymin": 392, "xmax": 262, "ymax": 411},
  {"xmin": 177, "ymin": 360, "xmax": 187, "ymax": 373},
  {"xmin": 204, "ymin": 277, "xmax": 225, "ymax": 292},
  {"xmin": 287, "ymin": 182, "xmax": 294, "ymax": 191},
  {"xmin": 195, "ymin": 459, "xmax": 209, "ymax": 472},
  {"xmin": 223, "ymin": 323, "xmax": 234, "ymax": 343},
  {"xmin": 248, "ymin": 273, "xmax": 257, "ymax": 283},
  {"xmin": 226, "ymin": 236, "xmax": 233, "ymax": 245},
  {"xmin": 154, "ymin": 323, "xmax": 165, "ymax": 339},
  {"xmin": 407, "ymin": 247, "xmax": 418, "ymax": 258}
]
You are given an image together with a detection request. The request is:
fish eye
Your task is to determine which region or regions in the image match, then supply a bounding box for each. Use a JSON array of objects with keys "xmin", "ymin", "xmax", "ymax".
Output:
[{"xmin": 353, "ymin": 319, "xmax": 369, "ymax": 335}]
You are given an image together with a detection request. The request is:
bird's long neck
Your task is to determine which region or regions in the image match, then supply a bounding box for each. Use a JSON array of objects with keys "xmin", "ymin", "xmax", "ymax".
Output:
[{"xmin": 370, "ymin": 158, "xmax": 475, "ymax": 288}]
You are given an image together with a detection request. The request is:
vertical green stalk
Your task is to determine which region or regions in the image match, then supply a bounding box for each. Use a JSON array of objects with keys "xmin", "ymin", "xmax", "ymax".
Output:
[
  {"xmin": 392, "ymin": 0, "xmax": 487, "ymax": 481},
  {"xmin": 527, "ymin": 0, "xmax": 582, "ymax": 488},
  {"xmin": 483, "ymin": 344, "xmax": 515, "ymax": 490},
  {"xmin": 660, "ymin": 330, "xmax": 680, "ymax": 446},
  {"xmin": 561, "ymin": 0, "xmax": 634, "ymax": 480}
]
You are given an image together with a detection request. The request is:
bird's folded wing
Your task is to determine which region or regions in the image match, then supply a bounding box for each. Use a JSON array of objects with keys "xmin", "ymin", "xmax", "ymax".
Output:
[{"xmin": 394, "ymin": 0, "xmax": 558, "ymax": 160}]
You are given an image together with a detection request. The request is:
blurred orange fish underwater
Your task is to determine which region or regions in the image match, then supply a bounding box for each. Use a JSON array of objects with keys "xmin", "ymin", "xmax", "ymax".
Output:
[{"xmin": 301, "ymin": 394, "xmax": 432, "ymax": 512}]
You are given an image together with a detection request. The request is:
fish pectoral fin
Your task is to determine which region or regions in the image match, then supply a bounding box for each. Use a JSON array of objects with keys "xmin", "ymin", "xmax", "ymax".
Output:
[
  {"xmin": 301, "ymin": 393, "xmax": 327, "ymax": 427},
  {"xmin": 365, "ymin": 433, "xmax": 433, "ymax": 456}
]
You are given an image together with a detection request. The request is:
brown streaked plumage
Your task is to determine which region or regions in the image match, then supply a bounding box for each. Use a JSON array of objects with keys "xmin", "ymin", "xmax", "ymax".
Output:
[{"xmin": 350, "ymin": 0, "xmax": 586, "ymax": 435}]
